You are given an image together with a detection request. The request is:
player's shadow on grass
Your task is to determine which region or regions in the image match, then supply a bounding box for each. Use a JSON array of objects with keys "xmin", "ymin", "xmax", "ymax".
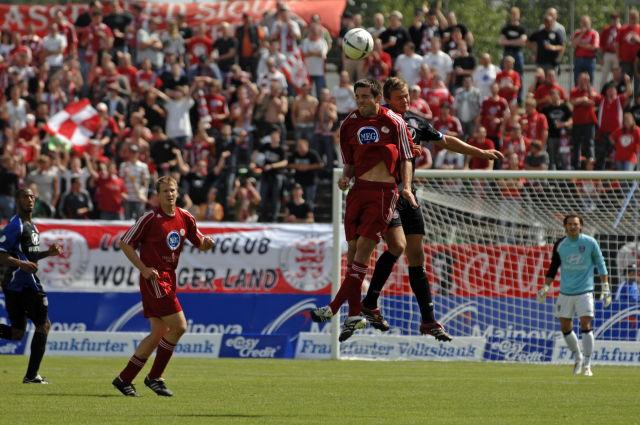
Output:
[{"xmin": 27, "ymin": 393, "xmax": 123, "ymax": 398}]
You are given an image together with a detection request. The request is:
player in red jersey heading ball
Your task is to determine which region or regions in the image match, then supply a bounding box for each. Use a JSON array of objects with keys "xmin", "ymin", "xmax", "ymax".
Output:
[
  {"xmin": 113, "ymin": 176, "xmax": 214, "ymax": 397},
  {"xmin": 310, "ymin": 78, "xmax": 417, "ymax": 342}
]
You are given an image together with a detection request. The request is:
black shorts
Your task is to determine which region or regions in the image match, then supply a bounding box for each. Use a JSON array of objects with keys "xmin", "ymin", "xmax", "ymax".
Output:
[
  {"xmin": 387, "ymin": 196, "xmax": 426, "ymax": 236},
  {"xmin": 2, "ymin": 289, "xmax": 49, "ymax": 330}
]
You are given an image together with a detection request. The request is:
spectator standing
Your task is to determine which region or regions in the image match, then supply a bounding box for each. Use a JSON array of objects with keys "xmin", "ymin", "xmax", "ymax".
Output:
[
  {"xmin": 42, "ymin": 24, "xmax": 67, "ymax": 74},
  {"xmin": 284, "ymin": 184, "xmax": 314, "ymax": 223},
  {"xmin": 291, "ymin": 83, "xmax": 319, "ymax": 142},
  {"xmin": 520, "ymin": 98, "xmax": 548, "ymax": 149},
  {"xmin": 26, "ymin": 155, "xmax": 59, "ymax": 215},
  {"xmin": 422, "ymin": 36, "xmax": 452, "ymax": 82},
  {"xmin": 379, "ymin": 11, "xmax": 411, "ymax": 64},
  {"xmin": 213, "ymin": 22, "xmax": 238, "ymax": 78},
  {"xmin": 89, "ymin": 160, "xmax": 126, "ymax": 220},
  {"xmin": 616, "ymin": 9, "xmax": 640, "ymax": 82},
  {"xmin": 542, "ymin": 89, "xmax": 573, "ymax": 170},
  {"xmin": 331, "ymin": 71, "xmax": 357, "ymax": 122},
  {"xmin": 59, "ymin": 177, "xmax": 93, "ymax": 219},
  {"xmin": 236, "ymin": 13, "xmax": 264, "ymax": 79},
  {"xmin": 367, "ymin": 13, "xmax": 386, "ymax": 39},
  {"xmin": 363, "ymin": 38, "xmax": 392, "ymax": 82},
  {"xmin": 499, "ymin": 7, "xmax": 527, "ymax": 79},
  {"xmin": 288, "ymin": 138, "xmax": 323, "ymax": 210},
  {"xmin": 472, "ymin": 53, "xmax": 498, "ymax": 100},
  {"xmin": 534, "ymin": 69, "xmax": 566, "ymax": 111},
  {"xmin": 394, "ymin": 42, "xmax": 423, "ymax": 87},
  {"xmin": 196, "ymin": 187, "xmax": 224, "ymax": 221},
  {"xmin": 256, "ymin": 128, "xmax": 288, "ymax": 222},
  {"xmin": 495, "ymin": 55, "xmax": 520, "ymax": 106},
  {"xmin": 570, "ymin": 73, "xmax": 600, "ymax": 171},
  {"xmin": 454, "ymin": 76, "xmax": 481, "ymax": 139},
  {"xmin": 119, "ymin": 144, "xmax": 150, "ymax": 220},
  {"xmin": 270, "ymin": 3, "xmax": 301, "ymax": 56},
  {"xmin": 480, "ymin": 83, "xmax": 510, "ymax": 156},
  {"xmin": 450, "ymin": 40, "xmax": 475, "ymax": 91},
  {"xmin": 596, "ymin": 82, "xmax": 630, "ymax": 170},
  {"xmin": 301, "ymin": 23, "xmax": 329, "ymax": 97},
  {"xmin": 610, "ymin": 112, "xmax": 640, "ymax": 170},
  {"xmin": 572, "ymin": 15, "xmax": 599, "ymax": 86},
  {"xmin": 529, "ymin": 14, "xmax": 564, "ymax": 73},
  {"xmin": 524, "ymin": 140, "xmax": 550, "ymax": 170},
  {"xmin": 465, "ymin": 127, "xmax": 495, "ymax": 170},
  {"xmin": 0, "ymin": 156, "xmax": 19, "ymax": 220},
  {"xmin": 599, "ymin": 12, "xmax": 621, "ymax": 89}
]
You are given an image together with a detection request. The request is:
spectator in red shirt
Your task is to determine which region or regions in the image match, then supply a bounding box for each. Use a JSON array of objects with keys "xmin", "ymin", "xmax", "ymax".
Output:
[
  {"xmin": 433, "ymin": 103, "xmax": 462, "ymax": 138},
  {"xmin": 570, "ymin": 72, "xmax": 600, "ymax": 170},
  {"xmin": 424, "ymin": 76, "xmax": 453, "ymax": 119},
  {"xmin": 617, "ymin": 9, "xmax": 640, "ymax": 81},
  {"xmin": 520, "ymin": 97, "xmax": 548, "ymax": 147},
  {"xmin": 465, "ymin": 126, "xmax": 495, "ymax": 170},
  {"xmin": 89, "ymin": 159, "xmax": 126, "ymax": 220},
  {"xmin": 186, "ymin": 24, "xmax": 213, "ymax": 65},
  {"xmin": 408, "ymin": 84, "xmax": 432, "ymax": 119},
  {"xmin": 496, "ymin": 55, "xmax": 521, "ymax": 105},
  {"xmin": 363, "ymin": 38, "xmax": 392, "ymax": 82},
  {"xmin": 599, "ymin": 12, "xmax": 621, "ymax": 89},
  {"xmin": 480, "ymin": 82, "xmax": 509, "ymax": 154},
  {"xmin": 597, "ymin": 82, "xmax": 630, "ymax": 169},
  {"xmin": 500, "ymin": 123, "xmax": 530, "ymax": 169},
  {"xmin": 572, "ymin": 15, "xmax": 599, "ymax": 86},
  {"xmin": 610, "ymin": 112, "xmax": 640, "ymax": 170},
  {"xmin": 534, "ymin": 68, "xmax": 566, "ymax": 110}
]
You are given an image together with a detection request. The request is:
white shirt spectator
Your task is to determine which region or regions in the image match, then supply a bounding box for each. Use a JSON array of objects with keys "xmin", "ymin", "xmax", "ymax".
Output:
[
  {"xmin": 271, "ymin": 19, "xmax": 301, "ymax": 54},
  {"xmin": 119, "ymin": 159, "xmax": 150, "ymax": 202},
  {"xmin": 257, "ymin": 69, "xmax": 288, "ymax": 91},
  {"xmin": 136, "ymin": 27, "xmax": 164, "ymax": 69},
  {"xmin": 422, "ymin": 51, "xmax": 453, "ymax": 81},
  {"xmin": 472, "ymin": 63, "xmax": 499, "ymax": 100},
  {"xmin": 42, "ymin": 33, "xmax": 67, "ymax": 68},
  {"xmin": 331, "ymin": 85, "xmax": 357, "ymax": 115},
  {"xmin": 301, "ymin": 37, "xmax": 328, "ymax": 77},
  {"xmin": 394, "ymin": 52, "xmax": 423, "ymax": 86},
  {"xmin": 434, "ymin": 150, "xmax": 465, "ymax": 169},
  {"xmin": 165, "ymin": 97, "xmax": 195, "ymax": 140},
  {"xmin": 7, "ymin": 98, "xmax": 28, "ymax": 129}
]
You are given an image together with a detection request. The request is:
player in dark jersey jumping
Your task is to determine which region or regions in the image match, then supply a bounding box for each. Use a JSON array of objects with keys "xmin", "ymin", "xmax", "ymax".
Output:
[
  {"xmin": 0, "ymin": 188, "xmax": 62, "ymax": 384},
  {"xmin": 360, "ymin": 77, "xmax": 503, "ymax": 340}
]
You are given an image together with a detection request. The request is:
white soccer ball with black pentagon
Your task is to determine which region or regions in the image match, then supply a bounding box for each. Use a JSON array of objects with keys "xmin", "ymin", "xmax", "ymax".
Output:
[{"xmin": 342, "ymin": 28, "xmax": 374, "ymax": 60}]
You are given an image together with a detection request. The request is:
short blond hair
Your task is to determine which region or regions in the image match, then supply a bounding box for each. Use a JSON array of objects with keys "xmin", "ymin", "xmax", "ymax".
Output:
[{"xmin": 155, "ymin": 175, "xmax": 177, "ymax": 193}]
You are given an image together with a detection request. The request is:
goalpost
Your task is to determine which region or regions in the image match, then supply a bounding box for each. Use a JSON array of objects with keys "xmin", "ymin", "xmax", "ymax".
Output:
[{"xmin": 330, "ymin": 169, "xmax": 640, "ymax": 363}]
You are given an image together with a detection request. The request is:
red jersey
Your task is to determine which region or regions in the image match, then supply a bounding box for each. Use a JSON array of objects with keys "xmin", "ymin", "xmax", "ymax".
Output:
[
  {"xmin": 600, "ymin": 24, "xmax": 620, "ymax": 54},
  {"xmin": 467, "ymin": 137, "xmax": 495, "ymax": 169},
  {"xmin": 365, "ymin": 51, "xmax": 392, "ymax": 81},
  {"xmin": 187, "ymin": 36, "xmax": 214, "ymax": 64},
  {"xmin": 424, "ymin": 87, "xmax": 453, "ymax": 119},
  {"xmin": 480, "ymin": 96, "xmax": 509, "ymax": 138},
  {"xmin": 340, "ymin": 106, "xmax": 413, "ymax": 178},
  {"xmin": 534, "ymin": 83, "xmax": 566, "ymax": 110},
  {"xmin": 409, "ymin": 98, "xmax": 431, "ymax": 117},
  {"xmin": 572, "ymin": 29, "xmax": 599, "ymax": 58},
  {"xmin": 617, "ymin": 24, "xmax": 640, "ymax": 62},
  {"xmin": 206, "ymin": 93, "xmax": 229, "ymax": 130},
  {"xmin": 610, "ymin": 127, "xmax": 640, "ymax": 163},
  {"xmin": 598, "ymin": 95, "xmax": 625, "ymax": 133},
  {"xmin": 121, "ymin": 207, "xmax": 204, "ymax": 273},
  {"xmin": 433, "ymin": 115, "xmax": 462, "ymax": 136},
  {"xmin": 95, "ymin": 175, "xmax": 126, "ymax": 214},
  {"xmin": 500, "ymin": 136, "xmax": 530, "ymax": 169},
  {"xmin": 520, "ymin": 111, "xmax": 548, "ymax": 142},
  {"xmin": 496, "ymin": 69, "xmax": 521, "ymax": 103},
  {"xmin": 570, "ymin": 87, "xmax": 600, "ymax": 125}
]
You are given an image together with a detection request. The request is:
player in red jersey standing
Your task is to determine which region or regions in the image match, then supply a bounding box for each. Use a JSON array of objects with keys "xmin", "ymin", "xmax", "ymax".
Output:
[
  {"xmin": 112, "ymin": 176, "xmax": 214, "ymax": 397},
  {"xmin": 309, "ymin": 78, "xmax": 417, "ymax": 342}
]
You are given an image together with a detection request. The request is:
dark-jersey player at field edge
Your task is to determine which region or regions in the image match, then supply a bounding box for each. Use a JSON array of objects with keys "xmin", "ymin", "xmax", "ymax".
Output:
[{"xmin": 0, "ymin": 188, "xmax": 63, "ymax": 384}]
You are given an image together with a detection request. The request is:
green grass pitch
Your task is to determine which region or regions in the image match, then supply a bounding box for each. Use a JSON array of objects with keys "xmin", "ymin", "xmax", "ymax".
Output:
[{"xmin": 2, "ymin": 356, "xmax": 640, "ymax": 425}]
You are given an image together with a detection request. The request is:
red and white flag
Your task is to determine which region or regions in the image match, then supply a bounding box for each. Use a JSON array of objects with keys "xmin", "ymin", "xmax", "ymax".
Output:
[
  {"xmin": 280, "ymin": 51, "xmax": 309, "ymax": 94},
  {"xmin": 45, "ymin": 99, "xmax": 100, "ymax": 149}
]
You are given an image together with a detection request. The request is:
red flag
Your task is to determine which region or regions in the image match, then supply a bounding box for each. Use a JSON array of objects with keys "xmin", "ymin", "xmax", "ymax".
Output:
[{"xmin": 45, "ymin": 99, "xmax": 100, "ymax": 149}]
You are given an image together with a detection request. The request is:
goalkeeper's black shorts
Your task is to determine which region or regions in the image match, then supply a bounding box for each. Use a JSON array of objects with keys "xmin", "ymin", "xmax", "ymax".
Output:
[{"xmin": 388, "ymin": 196, "xmax": 425, "ymax": 236}]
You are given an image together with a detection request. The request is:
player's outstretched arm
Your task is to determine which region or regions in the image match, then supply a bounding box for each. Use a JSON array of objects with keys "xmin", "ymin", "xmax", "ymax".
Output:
[
  {"xmin": 34, "ymin": 243, "xmax": 63, "ymax": 261},
  {"xmin": 440, "ymin": 135, "xmax": 504, "ymax": 160}
]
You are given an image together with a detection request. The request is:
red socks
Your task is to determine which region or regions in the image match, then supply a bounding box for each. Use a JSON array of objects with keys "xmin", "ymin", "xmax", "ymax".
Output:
[
  {"xmin": 148, "ymin": 338, "xmax": 176, "ymax": 380},
  {"xmin": 329, "ymin": 262, "xmax": 368, "ymax": 316}
]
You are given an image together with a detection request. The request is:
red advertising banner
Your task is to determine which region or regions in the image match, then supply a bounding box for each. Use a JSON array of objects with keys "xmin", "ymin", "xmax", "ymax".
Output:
[{"xmin": 0, "ymin": 0, "xmax": 346, "ymax": 36}]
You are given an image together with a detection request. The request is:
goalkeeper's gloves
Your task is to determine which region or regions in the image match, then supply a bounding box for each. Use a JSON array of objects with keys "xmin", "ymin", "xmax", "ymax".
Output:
[
  {"xmin": 536, "ymin": 284, "xmax": 550, "ymax": 303},
  {"xmin": 600, "ymin": 282, "xmax": 612, "ymax": 308}
]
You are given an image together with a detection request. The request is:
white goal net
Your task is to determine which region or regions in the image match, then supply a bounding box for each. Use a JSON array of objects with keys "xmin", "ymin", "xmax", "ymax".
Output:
[{"xmin": 330, "ymin": 170, "xmax": 640, "ymax": 363}]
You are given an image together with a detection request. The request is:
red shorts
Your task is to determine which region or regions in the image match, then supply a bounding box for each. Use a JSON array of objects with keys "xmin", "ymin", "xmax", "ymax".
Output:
[
  {"xmin": 344, "ymin": 179, "xmax": 399, "ymax": 242},
  {"xmin": 140, "ymin": 270, "xmax": 183, "ymax": 318}
]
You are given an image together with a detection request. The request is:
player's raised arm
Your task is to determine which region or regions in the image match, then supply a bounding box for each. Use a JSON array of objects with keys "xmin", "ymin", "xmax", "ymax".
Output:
[{"xmin": 438, "ymin": 135, "xmax": 504, "ymax": 161}]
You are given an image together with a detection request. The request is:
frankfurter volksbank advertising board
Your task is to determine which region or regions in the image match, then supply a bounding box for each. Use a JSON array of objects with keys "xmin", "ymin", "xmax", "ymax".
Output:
[{"xmin": 0, "ymin": 221, "xmax": 638, "ymax": 364}]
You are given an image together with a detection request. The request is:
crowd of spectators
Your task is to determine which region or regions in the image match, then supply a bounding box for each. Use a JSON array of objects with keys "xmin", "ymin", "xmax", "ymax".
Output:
[{"xmin": 0, "ymin": 1, "xmax": 639, "ymax": 224}]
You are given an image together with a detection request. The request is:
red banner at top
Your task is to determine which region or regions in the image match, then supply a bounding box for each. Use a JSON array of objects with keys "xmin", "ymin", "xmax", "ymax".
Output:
[{"xmin": 0, "ymin": 0, "xmax": 346, "ymax": 37}]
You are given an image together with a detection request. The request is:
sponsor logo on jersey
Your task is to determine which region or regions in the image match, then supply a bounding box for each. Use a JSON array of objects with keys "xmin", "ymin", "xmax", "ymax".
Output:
[
  {"xmin": 167, "ymin": 231, "xmax": 181, "ymax": 251},
  {"xmin": 179, "ymin": 228, "xmax": 185, "ymax": 237},
  {"xmin": 357, "ymin": 126, "xmax": 380, "ymax": 145},
  {"xmin": 30, "ymin": 232, "xmax": 39, "ymax": 246}
]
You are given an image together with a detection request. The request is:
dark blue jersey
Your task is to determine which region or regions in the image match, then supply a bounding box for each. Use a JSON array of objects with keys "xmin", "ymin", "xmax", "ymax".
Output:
[{"xmin": 0, "ymin": 216, "xmax": 43, "ymax": 292}]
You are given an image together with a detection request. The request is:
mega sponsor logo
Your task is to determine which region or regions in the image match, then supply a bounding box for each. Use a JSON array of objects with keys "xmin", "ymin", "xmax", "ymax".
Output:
[
  {"xmin": 220, "ymin": 335, "xmax": 289, "ymax": 358},
  {"xmin": 357, "ymin": 126, "xmax": 380, "ymax": 145}
]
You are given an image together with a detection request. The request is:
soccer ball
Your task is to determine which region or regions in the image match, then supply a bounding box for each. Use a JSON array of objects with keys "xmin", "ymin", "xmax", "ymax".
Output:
[{"xmin": 342, "ymin": 28, "xmax": 374, "ymax": 60}]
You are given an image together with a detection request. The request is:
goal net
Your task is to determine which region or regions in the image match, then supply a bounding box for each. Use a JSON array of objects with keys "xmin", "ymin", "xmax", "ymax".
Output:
[{"xmin": 330, "ymin": 170, "xmax": 640, "ymax": 363}]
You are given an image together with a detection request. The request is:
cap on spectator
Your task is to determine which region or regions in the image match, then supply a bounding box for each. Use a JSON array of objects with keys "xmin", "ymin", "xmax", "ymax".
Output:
[{"xmin": 390, "ymin": 10, "xmax": 403, "ymax": 20}]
